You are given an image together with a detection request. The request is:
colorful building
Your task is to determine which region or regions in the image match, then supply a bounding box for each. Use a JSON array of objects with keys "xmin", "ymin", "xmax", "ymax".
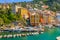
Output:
[
  {"xmin": 14, "ymin": 4, "xmax": 29, "ymax": 19},
  {"xmin": 42, "ymin": 10, "xmax": 56, "ymax": 25},
  {"xmin": 0, "ymin": 4, "xmax": 10, "ymax": 9},
  {"xmin": 21, "ymin": 8, "xmax": 29, "ymax": 19},
  {"xmin": 30, "ymin": 12, "xmax": 40, "ymax": 26},
  {"xmin": 56, "ymin": 11, "xmax": 60, "ymax": 24}
]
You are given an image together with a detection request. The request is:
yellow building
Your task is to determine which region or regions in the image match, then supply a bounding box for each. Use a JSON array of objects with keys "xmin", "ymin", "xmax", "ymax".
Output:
[
  {"xmin": 30, "ymin": 12, "xmax": 40, "ymax": 26},
  {"xmin": 48, "ymin": 11, "xmax": 56, "ymax": 24},
  {"xmin": 21, "ymin": 8, "xmax": 29, "ymax": 19},
  {"xmin": 30, "ymin": 13, "xmax": 35, "ymax": 26},
  {"xmin": 15, "ymin": 4, "xmax": 29, "ymax": 19}
]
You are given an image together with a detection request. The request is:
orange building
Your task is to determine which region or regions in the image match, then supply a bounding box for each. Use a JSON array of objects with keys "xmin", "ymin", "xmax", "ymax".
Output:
[
  {"xmin": 39, "ymin": 13, "xmax": 45, "ymax": 25},
  {"xmin": 40, "ymin": 18, "xmax": 45, "ymax": 25}
]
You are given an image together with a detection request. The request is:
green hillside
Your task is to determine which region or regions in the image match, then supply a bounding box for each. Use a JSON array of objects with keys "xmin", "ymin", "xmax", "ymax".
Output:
[{"xmin": 32, "ymin": 0, "xmax": 60, "ymax": 11}]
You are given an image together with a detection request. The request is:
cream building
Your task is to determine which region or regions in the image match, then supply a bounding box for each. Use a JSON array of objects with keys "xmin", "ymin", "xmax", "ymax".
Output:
[{"xmin": 0, "ymin": 4, "xmax": 10, "ymax": 9}]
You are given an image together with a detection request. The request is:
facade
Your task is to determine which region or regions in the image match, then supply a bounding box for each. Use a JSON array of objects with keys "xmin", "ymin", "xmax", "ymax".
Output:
[
  {"xmin": 0, "ymin": 4, "xmax": 10, "ymax": 9},
  {"xmin": 56, "ymin": 11, "xmax": 60, "ymax": 24},
  {"xmin": 43, "ymin": 10, "xmax": 56, "ymax": 25},
  {"xmin": 30, "ymin": 12, "xmax": 40, "ymax": 26},
  {"xmin": 29, "ymin": 9, "xmax": 56, "ymax": 26},
  {"xmin": 48, "ymin": 11, "xmax": 56, "ymax": 25},
  {"xmin": 0, "ymin": 3, "xmax": 56, "ymax": 26},
  {"xmin": 14, "ymin": 4, "xmax": 29, "ymax": 19},
  {"xmin": 21, "ymin": 8, "xmax": 29, "ymax": 19},
  {"xmin": 40, "ymin": 10, "xmax": 56, "ymax": 25}
]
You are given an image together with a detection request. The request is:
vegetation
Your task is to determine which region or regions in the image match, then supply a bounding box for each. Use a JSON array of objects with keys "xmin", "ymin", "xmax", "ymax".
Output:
[
  {"xmin": 20, "ymin": 0, "xmax": 60, "ymax": 11},
  {"xmin": 0, "ymin": 0, "xmax": 60, "ymax": 26},
  {"xmin": 0, "ymin": 6, "xmax": 27, "ymax": 26},
  {"xmin": 0, "ymin": 7, "xmax": 19, "ymax": 26},
  {"xmin": 32, "ymin": 0, "xmax": 60, "ymax": 11},
  {"xmin": 0, "ymin": 9, "xmax": 11, "ymax": 25}
]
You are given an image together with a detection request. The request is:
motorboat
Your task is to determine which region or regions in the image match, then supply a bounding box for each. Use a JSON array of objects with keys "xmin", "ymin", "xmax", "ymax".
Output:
[
  {"xmin": 56, "ymin": 36, "xmax": 60, "ymax": 40},
  {"xmin": 56, "ymin": 24, "xmax": 60, "ymax": 27}
]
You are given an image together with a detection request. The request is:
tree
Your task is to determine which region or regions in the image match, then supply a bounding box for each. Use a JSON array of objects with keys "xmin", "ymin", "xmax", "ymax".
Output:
[
  {"xmin": 21, "ymin": 2, "xmax": 27, "ymax": 8},
  {"xmin": 0, "ymin": 18, "xmax": 4, "ymax": 26},
  {"xmin": 32, "ymin": 0, "xmax": 60, "ymax": 11}
]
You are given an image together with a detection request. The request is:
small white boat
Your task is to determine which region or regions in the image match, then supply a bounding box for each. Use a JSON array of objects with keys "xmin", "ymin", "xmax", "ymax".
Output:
[
  {"xmin": 27, "ymin": 33, "xmax": 29, "ymax": 35},
  {"xmin": 13, "ymin": 35, "xmax": 16, "ymax": 38},
  {"xmin": 33, "ymin": 32, "xmax": 39, "ymax": 34},
  {"xmin": 16, "ymin": 34, "xmax": 19, "ymax": 37},
  {"xmin": 0, "ymin": 35, "xmax": 2, "ymax": 38},
  {"xmin": 4, "ymin": 35, "xmax": 7, "ymax": 38},
  {"xmin": 19, "ymin": 34, "xmax": 21, "ymax": 37},
  {"xmin": 8, "ymin": 35, "xmax": 12, "ymax": 38},
  {"xmin": 56, "ymin": 24, "xmax": 60, "ymax": 27},
  {"xmin": 7, "ymin": 35, "xmax": 10, "ymax": 38},
  {"xmin": 56, "ymin": 36, "xmax": 60, "ymax": 40},
  {"xmin": 41, "ymin": 32, "xmax": 44, "ymax": 34}
]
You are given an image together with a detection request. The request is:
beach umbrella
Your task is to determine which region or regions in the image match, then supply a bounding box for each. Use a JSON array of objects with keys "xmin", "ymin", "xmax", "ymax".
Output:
[{"xmin": 0, "ymin": 0, "xmax": 32, "ymax": 3}]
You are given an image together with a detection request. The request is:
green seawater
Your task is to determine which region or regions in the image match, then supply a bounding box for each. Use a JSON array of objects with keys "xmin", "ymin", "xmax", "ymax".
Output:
[{"xmin": 0, "ymin": 28, "xmax": 60, "ymax": 40}]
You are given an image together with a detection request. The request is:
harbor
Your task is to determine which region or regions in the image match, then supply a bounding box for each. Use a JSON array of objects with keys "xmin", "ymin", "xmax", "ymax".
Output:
[
  {"xmin": 0, "ymin": 27, "xmax": 60, "ymax": 40},
  {"xmin": 0, "ymin": 32, "xmax": 39, "ymax": 38},
  {"xmin": 0, "ymin": 0, "xmax": 60, "ymax": 40}
]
